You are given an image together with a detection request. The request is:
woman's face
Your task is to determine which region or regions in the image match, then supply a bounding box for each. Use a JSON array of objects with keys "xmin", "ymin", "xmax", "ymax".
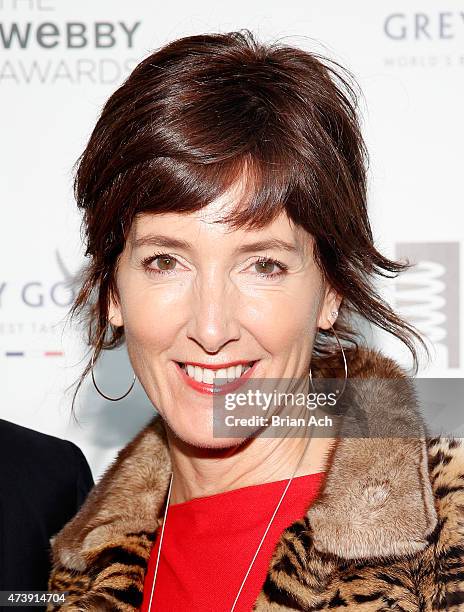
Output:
[{"xmin": 109, "ymin": 183, "xmax": 340, "ymax": 448}]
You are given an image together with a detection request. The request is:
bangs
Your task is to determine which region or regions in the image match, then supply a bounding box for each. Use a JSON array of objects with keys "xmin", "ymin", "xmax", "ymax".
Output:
[
  {"xmin": 132, "ymin": 150, "xmax": 303, "ymax": 232},
  {"xmin": 77, "ymin": 30, "xmax": 361, "ymax": 258}
]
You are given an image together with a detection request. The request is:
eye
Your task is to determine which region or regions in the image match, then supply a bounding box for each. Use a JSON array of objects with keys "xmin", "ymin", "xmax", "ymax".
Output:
[
  {"xmin": 141, "ymin": 253, "xmax": 288, "ymax": 279},
  {"xmin": 252, "ymin": 257, "xmax": 288, "ymax": 278},
  {"xmin": 142, "ymin": 252, "xmax": 179, "ymax": 275},
  {"xmin": 155, "ymin": 254, "xmax": 176, "ymax": 271}
]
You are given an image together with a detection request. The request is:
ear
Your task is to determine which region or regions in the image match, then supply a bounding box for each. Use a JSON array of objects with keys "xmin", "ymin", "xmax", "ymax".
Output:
[
  {"xmin": 108, "ymin": 293, "xmax": 124, "ymax": 328},
  {"xmin": 317, "ymin": 284, "xmax": 342, "ymax": 330}
]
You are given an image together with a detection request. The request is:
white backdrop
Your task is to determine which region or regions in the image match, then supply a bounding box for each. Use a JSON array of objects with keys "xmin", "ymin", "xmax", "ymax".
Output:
[{"xmin": 1, "ymin": 0, "xmax": 462, "ymax": 480}]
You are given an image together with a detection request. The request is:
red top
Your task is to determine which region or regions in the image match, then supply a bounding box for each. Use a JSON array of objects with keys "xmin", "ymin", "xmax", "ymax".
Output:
[{"xmin": 140, "ymin": 471, "xmax": 326, "ymax": 612}]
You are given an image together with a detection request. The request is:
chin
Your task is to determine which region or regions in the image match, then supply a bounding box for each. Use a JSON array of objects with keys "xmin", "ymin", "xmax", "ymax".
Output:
[{"xmin": 162, "ymin": 414, "xmax": 250, "ymax": 451}]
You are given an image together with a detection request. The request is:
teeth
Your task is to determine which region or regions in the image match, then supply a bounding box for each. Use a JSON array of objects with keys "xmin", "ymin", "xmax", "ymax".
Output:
[
  {"xmin": 203, "ymin": 368, "xmax": 214, "ymax": 384},
  {"xmin": 216, "ymin": 368, "xmax": 228, "ymax": 380},
  {"xmin": 180, "ymin": 362, "xmax": 253, "ymax": 384}
]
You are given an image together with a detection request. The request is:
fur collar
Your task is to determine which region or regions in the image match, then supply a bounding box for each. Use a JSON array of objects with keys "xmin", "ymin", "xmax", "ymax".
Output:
[{"xmin": 51, "ymin": 346, "xmax": 438, "ymax": 571}]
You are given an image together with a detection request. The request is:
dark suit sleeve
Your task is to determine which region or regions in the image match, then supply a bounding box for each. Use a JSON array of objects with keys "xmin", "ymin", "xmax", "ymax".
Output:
[
  {"xmin": 0, "ymin": 420, "xmax": 95, "ymax": 611},
  {"xmin": 63, "ymin": 441, "xmax": 95, "ymax": 510}
]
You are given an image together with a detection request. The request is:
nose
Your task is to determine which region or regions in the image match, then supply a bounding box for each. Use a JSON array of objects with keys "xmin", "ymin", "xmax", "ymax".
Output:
[{"xmin": 186, "ymin": 269, "xmax": 241, "ymax": 353}]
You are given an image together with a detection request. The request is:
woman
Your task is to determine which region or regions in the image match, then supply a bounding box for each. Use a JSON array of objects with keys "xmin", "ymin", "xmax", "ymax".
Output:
[{"xmin": 47, "ymin": 31, "xmax": 464, "ymax": 611}]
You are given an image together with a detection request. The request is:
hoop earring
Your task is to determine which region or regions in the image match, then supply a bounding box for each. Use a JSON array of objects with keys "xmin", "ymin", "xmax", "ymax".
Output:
[
  {"xmin": 309, "ymin": 311, "xmax": 347, "ymax": 399},
  {"xmin": 90, "ymin": 346, "xmax": 136, "ymax": 402}
]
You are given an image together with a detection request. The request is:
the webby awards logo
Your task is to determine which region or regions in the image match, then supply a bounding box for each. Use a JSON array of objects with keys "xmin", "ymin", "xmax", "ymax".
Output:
[{"xmin": 0, "ymin": 0, "xmax": 142, "ymax": 84}]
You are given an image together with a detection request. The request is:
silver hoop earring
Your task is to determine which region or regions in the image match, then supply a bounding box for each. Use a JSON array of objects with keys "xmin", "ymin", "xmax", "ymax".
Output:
[
  {"xmin": 309, "ymin": 312, "xmax": 347, "ymax": 399},
  {"xmin": 90, "ymin": 347, "xmax": 136, "ymax": 401}
]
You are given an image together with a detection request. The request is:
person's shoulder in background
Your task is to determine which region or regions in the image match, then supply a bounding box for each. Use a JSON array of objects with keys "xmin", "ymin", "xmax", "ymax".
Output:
[{"xmin": 0, "ymin": 418, "xmax": 94, "ymax": 596}]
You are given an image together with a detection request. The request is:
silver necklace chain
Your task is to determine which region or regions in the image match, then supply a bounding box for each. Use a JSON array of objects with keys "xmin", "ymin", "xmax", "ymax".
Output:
[{"xmin": 147, "ymin": 428, "xmax": 313, "ymax": 612}]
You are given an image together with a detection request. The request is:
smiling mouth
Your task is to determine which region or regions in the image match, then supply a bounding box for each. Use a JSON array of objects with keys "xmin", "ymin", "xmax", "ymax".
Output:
[{"xmin": 176, "ymin": 361, "xmax": 256, "ymax": 385}]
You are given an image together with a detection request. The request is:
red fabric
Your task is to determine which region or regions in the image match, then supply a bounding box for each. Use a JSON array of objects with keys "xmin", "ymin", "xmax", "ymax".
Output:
[{"xmin": 140, "ymin": 471, "xmax": 326, "ymax": 611}]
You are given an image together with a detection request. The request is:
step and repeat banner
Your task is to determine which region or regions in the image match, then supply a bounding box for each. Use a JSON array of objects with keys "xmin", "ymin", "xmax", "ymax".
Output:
[{"xmin": 1, "ymin": 0, "xmax": 462, "ymax": 479}]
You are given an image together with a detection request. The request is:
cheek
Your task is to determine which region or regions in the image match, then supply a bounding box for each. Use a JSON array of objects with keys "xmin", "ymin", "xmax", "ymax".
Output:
[
  {"xmin": 241, "ymin": 284, "xmax": 321, "ymax": 349},
  {"xmin": 119, "ymin": 281, "xmax": 186, "ymax": 353}
]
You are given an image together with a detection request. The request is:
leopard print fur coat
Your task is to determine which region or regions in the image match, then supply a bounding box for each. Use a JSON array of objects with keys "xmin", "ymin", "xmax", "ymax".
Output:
[{"xmin": 47, "ymin": 347, "xmax": 464, "ymax": 611}]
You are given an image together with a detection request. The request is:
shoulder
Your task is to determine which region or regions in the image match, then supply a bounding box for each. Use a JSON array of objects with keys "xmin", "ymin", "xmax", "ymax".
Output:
[
  {"xmin": 406, "ymin": 436, "xmax": 464, "ymax": 609},
  {"xmin": 0, "ymin": 419, "xmax": 94, "ymax": 496},
  {"xmin": 256, "ymin": 435, "xmax": 464, "ymax": 611},
  {"xmin": 427, "ymin": 435, "xmax": 464, "ymax": 540},
  {"xmin": 0, "ymin": 417, "xmax": 67, "ymax": 448}
]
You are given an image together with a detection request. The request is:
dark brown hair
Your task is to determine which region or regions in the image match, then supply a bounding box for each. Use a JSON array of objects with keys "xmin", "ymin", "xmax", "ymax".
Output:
[{"xmin": 67, "ymin": 29, "xmax": 429, "ymax": 409}]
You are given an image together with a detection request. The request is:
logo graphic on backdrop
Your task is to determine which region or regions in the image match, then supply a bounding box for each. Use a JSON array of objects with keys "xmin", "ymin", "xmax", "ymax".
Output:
[
  {"xmin": 0, "ymin": 0, "xmax": 142, "ymax": 84},
  {"xmin": 0, "ymin": 249, "xmax": 75, "ymax": 358},
  {"xmin": 394, "ymin": 242, "xmax": 460, "ymax": 369},
  {"xmin": 383, "ymin": 12, "xmax": 464, "ymax": 68}
]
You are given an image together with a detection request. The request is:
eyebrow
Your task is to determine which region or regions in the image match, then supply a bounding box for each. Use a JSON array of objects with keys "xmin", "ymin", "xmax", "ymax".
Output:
[{"xmin": 132, "ymin": 233, "xmax": 300, "ymax": 255}]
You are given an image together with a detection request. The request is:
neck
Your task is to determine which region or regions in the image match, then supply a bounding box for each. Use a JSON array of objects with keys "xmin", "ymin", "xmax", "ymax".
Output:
[{"xmin": 165, "ymin": 424, "xmax": 336, "ymax": 505}]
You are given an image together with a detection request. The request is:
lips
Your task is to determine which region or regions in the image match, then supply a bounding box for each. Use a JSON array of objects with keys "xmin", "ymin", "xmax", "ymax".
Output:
[{"xmin": 174, "ymin": 360, "xmax": 258, "ymax": 395}]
